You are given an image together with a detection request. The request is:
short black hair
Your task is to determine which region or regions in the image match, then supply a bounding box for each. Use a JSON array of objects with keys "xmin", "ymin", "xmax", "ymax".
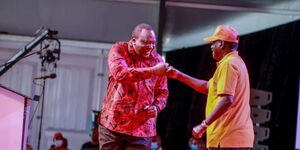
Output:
[{"xmin": 131, "ymin": 23, "xmax": 153, "ymax": 38}]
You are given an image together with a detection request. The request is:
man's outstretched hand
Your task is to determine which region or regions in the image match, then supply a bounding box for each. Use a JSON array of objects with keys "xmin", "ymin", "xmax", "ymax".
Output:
[
  {"xmin": 166, "ymin": 66, "xmax": 180, "ymax": 79},
  {"xmin": 151, "ymin": 63, "xmax": 169, "ymax": 76}
]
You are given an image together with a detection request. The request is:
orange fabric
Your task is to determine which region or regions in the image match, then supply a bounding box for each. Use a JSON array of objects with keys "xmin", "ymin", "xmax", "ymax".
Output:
[
  {"xmin": 206, "ymin": 51, "xmax": 254, "ymax": 148},
  {"xmin": 203, "ymin": 25, "xmax": 239, "ymax": 43}
]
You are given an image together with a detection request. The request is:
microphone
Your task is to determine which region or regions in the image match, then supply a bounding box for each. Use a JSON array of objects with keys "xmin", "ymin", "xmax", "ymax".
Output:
[{"xmin": 34, "ymin": 73, "xmax": 57, "ymax": 80}]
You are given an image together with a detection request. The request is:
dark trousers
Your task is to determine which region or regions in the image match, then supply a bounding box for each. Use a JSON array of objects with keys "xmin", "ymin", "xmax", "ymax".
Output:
[
  {"xmin": 98, "ymin": 124, "xmax": 152, "ymax": 150},
  {"xmin": 208, "ymin": 148, "xmax": 252, "ymax": 150}
]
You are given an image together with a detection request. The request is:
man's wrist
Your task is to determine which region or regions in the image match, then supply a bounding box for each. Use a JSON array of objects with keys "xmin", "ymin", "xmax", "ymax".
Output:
[
  {"xmin": 201, "ymin": 120, "xmax": 209, "ymax": 128},
  {"xmin": 146, "ymin": 67, "xmax": 155, "ymax": 75},
  {"xmin": 176, "ymin": 71, "xmax": 183, "ymax": 80},
  {"xmin": 153, "ymin": 105, "xmax": 160, "ymax": 112}
]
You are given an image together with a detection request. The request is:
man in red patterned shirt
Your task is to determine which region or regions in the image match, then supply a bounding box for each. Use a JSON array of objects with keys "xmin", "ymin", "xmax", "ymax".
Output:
[{"xmin": 98, "ymin": 23, "xmax": 169, "ymax": 150}]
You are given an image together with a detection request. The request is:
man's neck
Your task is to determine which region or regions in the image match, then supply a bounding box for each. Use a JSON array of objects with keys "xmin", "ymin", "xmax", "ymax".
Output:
[{"xmin": 218, "ymin": 49, "xmax": 236, "ymax": 62}]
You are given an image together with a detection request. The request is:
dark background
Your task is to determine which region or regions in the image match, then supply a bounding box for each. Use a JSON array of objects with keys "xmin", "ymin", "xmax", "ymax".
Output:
[{"xmin": 158, "ymin": 20, "xmax": 300, "ymax": 150}]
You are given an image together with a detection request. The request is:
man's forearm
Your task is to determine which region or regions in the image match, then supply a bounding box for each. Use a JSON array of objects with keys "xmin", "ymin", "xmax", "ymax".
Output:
[
  {"xmin": 177, "ymin": 72, "xmax": 208, "ymax": 94},
  {"xmin": 205, "ymin": 95, "xmax": 233, "ymax": 125}
]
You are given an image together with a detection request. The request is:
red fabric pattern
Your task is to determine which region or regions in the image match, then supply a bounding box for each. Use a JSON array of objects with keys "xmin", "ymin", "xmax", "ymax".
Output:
[{"xmin": 100, "ymin": 42, "xmax": 168, "ymax": 137}]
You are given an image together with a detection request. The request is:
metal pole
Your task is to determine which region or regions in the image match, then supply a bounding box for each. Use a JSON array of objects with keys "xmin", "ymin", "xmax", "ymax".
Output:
[{"xmin": 37, "ymin": 78, "xmax": 46, "ymax": 150}]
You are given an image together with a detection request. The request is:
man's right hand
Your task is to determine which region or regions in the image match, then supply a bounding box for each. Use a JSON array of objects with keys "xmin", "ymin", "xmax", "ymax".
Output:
[
  {"xmin": 151, "ymin": 63, "xmax": 169, "ymax": 76},
  {"xmin": 166, "ymin": 66, "xmax": 180, "ymax": 79},
  {"xmin": 192, "ymin": 120, "xmax": 208, "ymax": 139}
]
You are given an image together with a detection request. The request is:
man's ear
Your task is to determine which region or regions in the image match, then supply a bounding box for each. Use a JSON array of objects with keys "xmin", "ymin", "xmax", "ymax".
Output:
[
  {"xmin": 131, "ymin": 37, "xmax": 136, "ymax": 43},
  {"xmin": 220, "ymin": 40, "xmax": 225, "ymax": 49}
]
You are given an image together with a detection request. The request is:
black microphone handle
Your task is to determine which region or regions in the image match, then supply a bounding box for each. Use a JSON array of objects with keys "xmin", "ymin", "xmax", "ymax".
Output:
[{"xmin": 34, "ymin": 73, "xmax": 56, "ymax": 79}]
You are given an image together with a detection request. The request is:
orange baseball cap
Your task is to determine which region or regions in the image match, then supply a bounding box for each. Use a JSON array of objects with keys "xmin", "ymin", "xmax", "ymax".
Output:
[{"xmin": 203, "ymin": 25, "xmax": 239, "ymax": 43}]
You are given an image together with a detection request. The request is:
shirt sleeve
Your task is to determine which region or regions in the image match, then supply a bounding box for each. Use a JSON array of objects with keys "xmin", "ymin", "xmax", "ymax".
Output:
[
  {"xmin": 152, "ymin": 73, "xmax": 169, "ymax": 112},
  {"xmin": 108, "ymin": 44, "xmax": 154, "ymax": 83},
  {"xmin": 216, "ymin": 61, "xmax": 238, "ymax": 96}
]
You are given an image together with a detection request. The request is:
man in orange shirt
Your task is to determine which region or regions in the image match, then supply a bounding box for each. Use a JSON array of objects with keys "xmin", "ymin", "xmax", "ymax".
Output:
[{"xmin": 167, "ymin": 25, "xmax": 254, "ymax": 150}]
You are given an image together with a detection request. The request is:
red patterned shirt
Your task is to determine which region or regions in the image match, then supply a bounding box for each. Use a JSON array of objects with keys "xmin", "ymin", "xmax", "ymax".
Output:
[{"xmin": 99, "ymin": 42, "xmax": 169, "ymax": 137}]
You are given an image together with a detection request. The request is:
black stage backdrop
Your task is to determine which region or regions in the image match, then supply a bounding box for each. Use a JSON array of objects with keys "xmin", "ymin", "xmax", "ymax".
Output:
[{"xmin": 158, "ymin": 20, "xmax": 300, "ymax": 150}]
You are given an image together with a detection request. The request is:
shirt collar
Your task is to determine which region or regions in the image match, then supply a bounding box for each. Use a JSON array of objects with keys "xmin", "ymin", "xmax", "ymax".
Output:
[{"xmin": 217, "ymin": 51, "xmax": 238, "ymax": 66}]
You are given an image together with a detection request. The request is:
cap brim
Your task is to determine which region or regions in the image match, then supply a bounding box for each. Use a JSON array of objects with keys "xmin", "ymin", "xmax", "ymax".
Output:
[{"xmin": 203, "ymin": 36, "xmax": 218, "ymax": 42}]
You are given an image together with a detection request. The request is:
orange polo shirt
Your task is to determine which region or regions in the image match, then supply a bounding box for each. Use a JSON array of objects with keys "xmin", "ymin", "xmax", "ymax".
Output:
[{"xmin": 206, "ymin": 51, "xmax": 254, "ymax": 148}]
